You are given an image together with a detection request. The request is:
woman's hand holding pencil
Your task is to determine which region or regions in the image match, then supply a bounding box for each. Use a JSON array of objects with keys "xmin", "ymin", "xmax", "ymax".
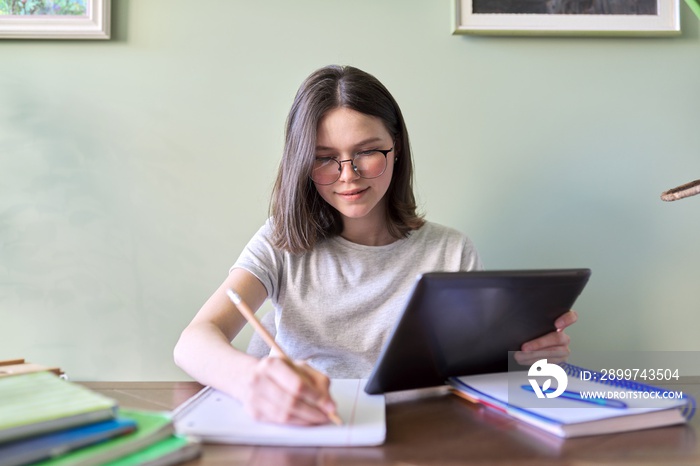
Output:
[{"xmin": 226, "ymin": 289, "xmax": 342, "ymax": 426}]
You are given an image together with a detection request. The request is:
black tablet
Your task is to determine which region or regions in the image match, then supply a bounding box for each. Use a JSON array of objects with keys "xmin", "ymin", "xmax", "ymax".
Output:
[{"xmin": 364, "ymin": 269, "xmax": 591, "ymax": 394}]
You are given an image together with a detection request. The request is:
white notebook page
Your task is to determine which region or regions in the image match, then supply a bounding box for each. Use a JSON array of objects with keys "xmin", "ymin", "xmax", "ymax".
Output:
[{"xmin": 172, "ymin": 379, "xmax": 385, "ymax": 447}]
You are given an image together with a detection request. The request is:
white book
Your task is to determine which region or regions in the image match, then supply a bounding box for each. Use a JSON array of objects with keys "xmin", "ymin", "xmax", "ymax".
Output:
[{"xmin": 172, "ymin": 379, "xmax": 385, "ymax": 446}]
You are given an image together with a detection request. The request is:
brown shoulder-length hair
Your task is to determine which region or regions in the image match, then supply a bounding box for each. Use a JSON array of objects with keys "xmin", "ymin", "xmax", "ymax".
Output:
[{"xmin": 270, "ymin": 65, "xmax": 424, "ymax": 254}]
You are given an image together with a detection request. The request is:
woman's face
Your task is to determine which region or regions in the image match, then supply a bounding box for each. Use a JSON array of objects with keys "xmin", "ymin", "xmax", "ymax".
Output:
[{"xmin": 313, "ymin": 107, "xmax": 396, "ymax": 228}]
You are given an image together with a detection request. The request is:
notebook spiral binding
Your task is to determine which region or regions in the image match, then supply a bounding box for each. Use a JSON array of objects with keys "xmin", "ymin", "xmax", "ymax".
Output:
[{"xmin": 561, "ymin": 362, "xmax": 696, "ymax": 420}]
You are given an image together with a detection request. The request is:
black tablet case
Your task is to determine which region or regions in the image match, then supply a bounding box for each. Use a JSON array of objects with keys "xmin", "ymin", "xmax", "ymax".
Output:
[{"xmin": 364, "ymin": 269, "xmax": 591, "ymax": 394}]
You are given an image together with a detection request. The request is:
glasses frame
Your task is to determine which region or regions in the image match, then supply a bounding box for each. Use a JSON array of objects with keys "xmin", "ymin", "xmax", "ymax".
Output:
[{"xmin": 310, "ymin": 145, "xmax": 395, "ymax": 186}]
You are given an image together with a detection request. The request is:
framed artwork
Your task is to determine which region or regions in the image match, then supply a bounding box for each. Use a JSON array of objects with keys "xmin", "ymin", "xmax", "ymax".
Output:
[
  {"xmin": 0, "ymin": 0, "xmax": 110, "ymax": 39},
  {"xmin": 453, "ymin": 0, "xmax": 680, "ymax": 36}
]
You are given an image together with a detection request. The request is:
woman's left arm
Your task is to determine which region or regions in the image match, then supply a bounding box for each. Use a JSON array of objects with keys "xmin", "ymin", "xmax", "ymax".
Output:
[{"xmin": 515, "ymin": 310, "xmax": 578, "ymax": 365}]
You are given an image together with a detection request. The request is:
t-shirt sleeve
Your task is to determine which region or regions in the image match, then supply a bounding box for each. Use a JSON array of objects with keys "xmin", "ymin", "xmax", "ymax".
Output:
[
  {"xmin": 461, "ymin": 235, "xmax": 484, "ymax": 271},
  {"xmin": 230, "ymin": 220, "xmax": 284, "ymax": 301}
]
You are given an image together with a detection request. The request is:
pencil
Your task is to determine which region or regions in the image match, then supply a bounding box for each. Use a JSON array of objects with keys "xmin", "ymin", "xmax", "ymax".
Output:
[{"xmin": 225, "ymin": 288, "xmax": 342, "ymax": 426}]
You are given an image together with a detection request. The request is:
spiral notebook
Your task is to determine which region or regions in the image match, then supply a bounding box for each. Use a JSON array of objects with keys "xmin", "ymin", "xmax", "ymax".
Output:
[
  {"xmin": 449, "ymin": 364, "xmax": 696, "ymax": 438},
  {"xmin": 172, "ymin": 379, "xmax": 385, "ymax": 446}
]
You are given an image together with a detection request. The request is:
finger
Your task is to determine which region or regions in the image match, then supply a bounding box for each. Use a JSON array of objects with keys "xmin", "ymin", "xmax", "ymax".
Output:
[
  {"xmin": 521, "ymin": 330, "xmax": 570, "ymax": 352},
  {"xmin": 247, "ymin": 389, "xmax": 328, "ymax": 426},
  {"xmin": 514, "ymin": 347, "xmax": 570, "ymax": 366},
  {"xmin": 295, "ymin": 361, "xmax": 337, "ymax": 415},
  {"xmin": 554, "ymin": 310, "xmax": 578, "ymax": 331},
  {"xmin": 265, "ymin": 357, "xmax": 324, "ymax": 403},
  {"xmin": 257, "ymin": 358, "xmax": 331, "ymax": 424}
]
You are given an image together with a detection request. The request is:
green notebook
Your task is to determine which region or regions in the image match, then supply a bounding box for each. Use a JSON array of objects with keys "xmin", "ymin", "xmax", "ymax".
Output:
[
  {"xmin": 104, "ymin": 435, "xmax": 201, "ymax": 466},
  {"xmin": 0, "ymin": 372, "xmax": 117, "ymax": 443},
  {"xmin": 34, "ymin": 409, "xmax": 175, "ymax": 466}
]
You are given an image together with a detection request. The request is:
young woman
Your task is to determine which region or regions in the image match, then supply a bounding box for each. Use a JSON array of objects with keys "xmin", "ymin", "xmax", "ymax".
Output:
[{"xmin": 173, "ymin": 65, "xmax": 577, "ymax": 426}]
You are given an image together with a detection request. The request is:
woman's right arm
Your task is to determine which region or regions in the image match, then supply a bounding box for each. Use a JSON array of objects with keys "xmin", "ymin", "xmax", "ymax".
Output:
[{"xmin": 173, "ymin": 268, "xmax": 336, "ymax": 425}]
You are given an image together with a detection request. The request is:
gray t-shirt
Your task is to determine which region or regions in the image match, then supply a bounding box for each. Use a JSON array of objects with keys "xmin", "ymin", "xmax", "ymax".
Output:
[{"xmin": 232, "ymin": 220, "xmax": 483, "ymax": 378}]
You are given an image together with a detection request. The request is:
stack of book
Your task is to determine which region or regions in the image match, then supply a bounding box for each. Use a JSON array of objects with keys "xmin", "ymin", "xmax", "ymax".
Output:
[{"xmin": 0, "ymin": 369, "xmax": 201, "ymax": 466}]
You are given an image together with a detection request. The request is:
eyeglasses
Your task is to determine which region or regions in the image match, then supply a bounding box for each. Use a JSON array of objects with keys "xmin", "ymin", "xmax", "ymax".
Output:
[{"xmin": 310, "ymin": 146, "xmax": 394, "ymax": 185}]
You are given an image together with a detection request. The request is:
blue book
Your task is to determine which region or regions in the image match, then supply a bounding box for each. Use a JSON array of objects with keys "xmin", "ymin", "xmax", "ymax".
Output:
[
  {"xmin": 0, "ymin": 418, "xmax": 137, "ymax": 466},
  {"xmin": 34, "ymin": 410, "xmax": 175, "ymax": 466}
]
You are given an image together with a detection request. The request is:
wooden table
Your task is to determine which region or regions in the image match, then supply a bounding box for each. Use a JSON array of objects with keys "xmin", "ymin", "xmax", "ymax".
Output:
[{"xmin": 82, "ymin": 379, "xmax": 700, "ymax": 465}]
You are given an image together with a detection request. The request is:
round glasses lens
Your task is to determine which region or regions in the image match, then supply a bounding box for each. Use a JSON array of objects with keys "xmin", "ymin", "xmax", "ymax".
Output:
[
  {"xmin": 311, "ymin": 158, "xmax": 341, "ymax": 185},
  {"xmin": 354, "ymin": 151, "xmax": 387, "ymax": 179}
]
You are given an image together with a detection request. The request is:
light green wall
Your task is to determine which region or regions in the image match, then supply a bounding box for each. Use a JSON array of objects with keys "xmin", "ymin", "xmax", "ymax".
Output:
[{"xmin": 2, "ymin": 1, "xmax": 700, "ymax": 381}]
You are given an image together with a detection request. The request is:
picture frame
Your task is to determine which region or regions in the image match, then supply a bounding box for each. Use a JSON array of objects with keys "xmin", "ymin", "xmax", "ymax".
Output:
[
  {"xmin": 0, "ymin": 0, "xmax": 110, "ymax": 39},
  {"xmin": 452, "ymin": 0, "xmax": 680, "ymax": 36}
]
